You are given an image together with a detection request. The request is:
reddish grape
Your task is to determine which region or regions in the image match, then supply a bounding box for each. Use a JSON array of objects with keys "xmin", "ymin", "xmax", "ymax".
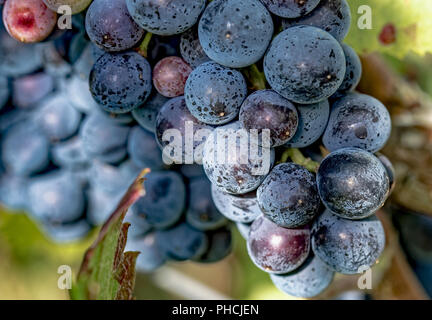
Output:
[
  {"xmin": 247, "ymin": 216, "xmax": 311, "ymax": 274},
  {"xmin": 2, "ymin": 0, "xmax": 57, "ymax": 43},
  {"xmin": 153, "ymin": 56, "xmax": 192, "ymax": 98}
]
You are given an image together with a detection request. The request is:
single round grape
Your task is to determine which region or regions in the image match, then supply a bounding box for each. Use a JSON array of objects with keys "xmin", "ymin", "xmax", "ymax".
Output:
[
  {"xmin": 89, "ymin": 52, "xmax": 152, "ymax": 114},
  {"xmin": 125, "ymin": 232, "xmax": 167, "ymax": 272},
  {"xmin": 311, "ymin": 210, "xmax": 385, "ymax": 274},
  {"xmin": 1, "ymin": 123, "xmax": 49, "ymax": 176},
  {"xmin": 323, "ymin": 93, "xmax": 391, "ymax": 153},
  {"xmin": 257, "ymin": 163, "xmax": 320, "ymax": 228},
  {"xmin": 236, "ymin": 222, "xmax": 252, "ymax": 240},
  {"xmin": 203, "ymin": 122, "xmax": 275, "ymax": 195},
  {"xmin": 155, "ymin": 222, "xmax": 208, "ymax": 261},
  {"xmin": 335, "ymin": 44, "xmax": 362, "ymax": 95},
  {"xmin": 285, "ymin": 100, "xmax": 330, "ymax": 148},
  {"xmin": 126, "ymin": 0, "xmax": 206, "ymax": 36},
  {"xmin": 186, "ymin": 177, "xmax": 227, "ymax": 231},
  {"xmin": 211, "ymin": 184, "xmax": 262, "ymax": 223},
  {"xmin": 270, "ymin": 255, "xmax": 334, "ymax": 298},
  {"xmin": 131, "ymin": 171, "xmax": 186, "ymax": 229},
  {"xmin": 127, "ymin": 126, "xmax": 164, "ymax": 170},
  {"xmin": 79, "ymin": 113, "xmax": 130, "ymax": 163},
  {"xmin": 3, "ymin": 0, "xmax": 57, "ymax": 43},
  {"xmin": 28, "ymin": 171, "xmax": 85, "ymax": 224},
  {"xmin": 193, "ymin": 226, "xmax": 233, "ymax": 263},
  {"xmin": 180, "ymin": 27, "xmax": 210, "ymax": 69},
  {"xmin": 85, "ymin": 0, "xmax": 145, "ymax": 52},
  {"xmin": 377, "ymin": 153, "xmax": 395, "ymax": 194},
  {"xmin": 247, "ymin": 216, "xmax": 311, "ymax": 274},
  {"xmin": 153, "ymin": 56, "xmax": 192, "ymax": 98},
  {"xmin": 239, "ymin": 90, "xmax": 299, "ymax": 147},
  {"xmin": 260, "ymin": 0, "xmax": 321, "ymax": 18},
  {"xmin": 12, "ymin": 73, "xmax": 54, "ymax": 110},
  {"xmin": 34, "ymin": 94, "xmax": 81, "ymax": 142},
  {"xmin": 40, "ymin": 219, "xmax": 91, "ymax": 244},
  {"xmin": 185, "ymin": 62, "xmax": 247, "ymax": 125},
  {"xmin": 132, "ymin": 91, "xmax": 169, "ymax": 133},
  {"xmin": 43, "ymin": 0, "xmax": 92, "ymax": 14},
  {"xmin": 282, "ymin": 0, "xmax": 351, "ymax": 42},
  {"xmin": 52, "ymin": 137, "xmax": 90, "ymax": 170},
  {"xmin": 264, "ymin": 26, "xmax": 346, "ymax": 104},
  {"xmin": 199, "ymin": 0, "xmax": 274, "ymax": 68},
  {"xmin": 0, "ymin": 174, "xmax": 29, "ymax": 211},
  {"xmin": 317, "ymin": 148, "xmax": 390, "ymax": 219},
  {"xmin": 155, "ymin": 96, "xmax": 213, "ymax": 164}
]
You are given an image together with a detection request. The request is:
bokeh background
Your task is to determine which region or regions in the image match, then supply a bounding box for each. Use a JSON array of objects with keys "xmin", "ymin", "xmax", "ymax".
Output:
[{"xmin": 1, "ymin": 0, "xmax": 432, "ymax": 300}]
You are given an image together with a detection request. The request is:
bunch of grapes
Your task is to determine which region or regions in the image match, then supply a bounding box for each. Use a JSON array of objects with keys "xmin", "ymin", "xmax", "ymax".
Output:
[{"xmin": 0, "ymin": 0, "xmax": 394, "ymax": 298}]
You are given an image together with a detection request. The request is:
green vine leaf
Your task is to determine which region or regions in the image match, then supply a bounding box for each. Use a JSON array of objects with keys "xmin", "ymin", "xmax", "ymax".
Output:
[
  {"xmin": 69, "ymin": 169, "xmax": 150, "ymax": 300},
  {"xmin": 346, "ymin": 0, "xmax": 432, "ymax": 57}
]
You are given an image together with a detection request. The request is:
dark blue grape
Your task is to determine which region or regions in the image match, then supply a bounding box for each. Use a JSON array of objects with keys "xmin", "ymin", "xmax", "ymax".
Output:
[
  {"xmin": 126, "ymin": 232, "xmax": 167, "ymax": 272},
  {"xmin": 236, "ymin": 222, "xmax": 252, "ymax": 239},
  {"xmin": 211, "ymin": 184, "xmax": 262, "ymax": 223},
  {"xmin": 132, "ymin": 91, "xmax": 169, "ymax": 133},
  {"xmin": 126, "ymin": 0, "xmax": 206, "ymax": 36},
  {"xmin": 155, "ymin": 222, "xmax": 208, "ymax": 261},
  {"xmin": 317, "ymin": 148, "xmax": 389, "ymax": 219},
  {"xmin": 282, "ymin": 0, "xmax": 351, "ymax": 42},
  {"xmin": 28, "ymin": 171, "xmax": 85, "ymax": 224},
  {"xmin": 34, "ymin": 94, "xmax": 81, "ymax": 142},
  {"xmin": 334, "ymin": 44, "xmax": 362, "ymax": 96},
  {"xmin": 79, "ymin": 113, "xmax": 130, "ymax": 164},
  {"xmin": 260, "ymin": 0, "xmax": 321, "ymax": 18},
  {"xmin": 199, "ymin": 0, "xmax": 274, "ymax": 68},
  {"xmin": 270, "ymin": 255, "xmax": 334, "ymax": 298},
  {"xmin": 155, "ymin": 96, "xmax": 213, "ymax": 165},
  {"xmin": 185, "ymin": 62, "xmax": 247, "ymax": 125},
  {"xmin": 193, "ymin": 226, "xmax": 232, "ymax": 263},
  {"xmin": 12, "ymin": 73, "xmax": 54, "ymax": 110},
  {"xmin": 131, "ymin": 171, "xmax": 186, "ymax": 229},
  {"xmin": 0, "ymin": 174, "xmax": 28, "ymax": 210},
  {"xmin": 86, "ymin": 0, "xmax": 144, "ymax": 52},
  {"xmin": 323, "ymin": 93, "xmax": 391, "ymax": 153},
  {"xmin": 1, "ymin": 123, "xmax": 49, "ymax": 176},
  {"xmin": 311, "ymin": 209, "xmax": 385, "ymax": 274},
  {"xmin": 285, "ymin": 100, "xmax": 330, "ymax": 148},
  {"xmin": 239, "ymin": 90, "xmax": 299, "ymax": 147},
  {"xmin": 0, "ymin": 75, "xmax": 9, "ymax": 111},
  {"xmin": 52, "ymin": 137, "xmax": 90, "ymax": 170},
  {"xmin": 124, "ymin": 208, "xmax": 152, "ymax": 238},
  {"xmin": 257, "ymin": 163, "xmax": 320, "ymax": 228},
  {"xmin": 89, "ymin": 51, "xmax": 152, "ymax": 113},
  {"xmin": 186, "ymin": 177, "xmax": 227, "ymax": 231},
  {"xmin": 247, "ymin": 216, "xmax": 311, "ymax": 274},
  {"xmin": 127, "ymin": 126, "xmax": 164, "ymax": 170},
  {"xmin": 203, "ymin": 122, "xmax": 275, "ymax": 194},
  {"xmin": 264, "ymin": 26, "xmax": 346, "ymax": 104},
  {"xmin": 180, "ymin": 27, "xmax": 210, "ymax": 69},
  {"xmin": 39, "ymin": 219, "xmax": 91, "ymax": 243}
]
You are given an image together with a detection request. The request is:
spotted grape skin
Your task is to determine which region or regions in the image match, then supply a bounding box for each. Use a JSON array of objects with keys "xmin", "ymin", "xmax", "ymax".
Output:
[
  {"xmin": 153, "ymin": 56, "xmax": 192, "ymax": 98},
  {"xmin": 126, "ymin": 0, "xmax": 206, "ymax": 36},
  {"xmin": 270, "ymin": 255, "xmax": 335, "ymax": 298},
  {"xmin": 257, "ymin": 163, "xmax": 320, "ymax": 228},
  {"xmin": 211, "ymin": 184, "xmax": 262, "ymax": 224},
  {"xmin": 239, "ymin": 90, "xmax": 299, "ymax": 147},
  {"xmin": 199, "ymin": 0, "xmax": 274, "ymax": 68},
  {"xmin": 180, "ymin": 27, "xmax": 210, "ymax": 69},
  {"xmin": 282, "ymin": 0, "xmax": 351, "ymax": 42},
  {"xmin": 323, "ymin": 93, "xmax": 391, "ymax": 153},
  {"xmin": 334, "ymin": 44, "xmax": 362, "ymax": 96},
  {"xmin": 185, "ymin": 62, "xmax": 247, "ymax": 125},
  {"xmin": 264, "ymin": 26, "xmax": 346, "ymax": 104},
  {"xmin": 317, "ymin": 148, "xmax": 390, "ymax": 220},
  {"xmin": 43, "ymin": 0, "xmax": 92, "ymax": 14},
  {"xmin": 247, "ymin": 216, "xmax": 311, "ymax": 274},
  {"xmin": 311, "ymin": 209, "xmax": 385, "ymax": 274},
  {"xmin": 3, "ymin": 0, "xmax": 57, "ymax": 43},
  {"xmin": 203, "ymin": 122, "xmax": 275, "ymax": 195},
  {"xmin": 132, "ymin": 91, "xmax": 169, "ymax": 133},
  {"xmin": 155, "ymin": 222, "xmax": 208, "ymax": 261},
  {"xmin": 85, "ymin": 0, "xmax": 145, "ymax": 52},
  {"xmin": 89, "ymin": 52, "xmax": 152, "ymax": 114},
  {"xmin": 285, "ymin": 100, "xmax": 330, "ymax": 148},
  {"xmin": 260, "ymin": 0, "xmax": 321, "ymax": 18},
  {"xmin": 155, "ymin": 96, "xmax": 213, "ymax": 164}
]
